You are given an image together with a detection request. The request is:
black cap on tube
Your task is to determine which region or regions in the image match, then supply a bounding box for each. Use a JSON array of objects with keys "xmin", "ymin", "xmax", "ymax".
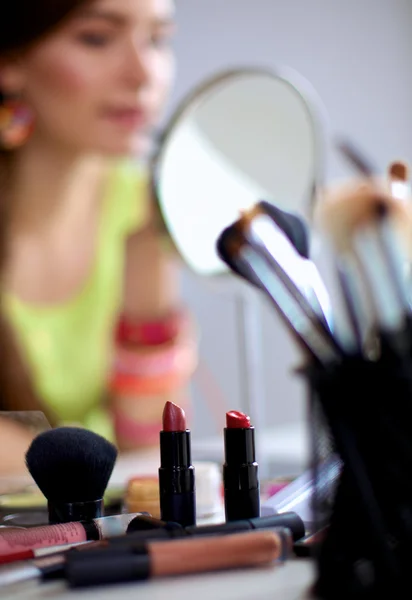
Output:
[{"xmin": 66, "ymin": 549, "xmax": 150, "ymax": 588}]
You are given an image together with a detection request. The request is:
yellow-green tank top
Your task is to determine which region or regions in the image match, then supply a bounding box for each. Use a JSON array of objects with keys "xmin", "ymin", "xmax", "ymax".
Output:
[{"xmin": 3, "ymin": 160, "xmax": 149, "ymax": 441}]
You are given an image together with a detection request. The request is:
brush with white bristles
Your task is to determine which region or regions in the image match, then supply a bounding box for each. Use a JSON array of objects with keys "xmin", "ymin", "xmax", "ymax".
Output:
[
  {"xmin": 293, "ymin": 141, "xmax": 412, "ymax": 595},
  {"xmin": 319, "ymin": 141, "xmax": 412, "ymax": 257},
  {"xmin": 387, "ymin": 160, "xmax": 411, "ymax": 204},
  {"xmin": 315, "ymin": 178, "xmax": 412, "ymax": 257},
  {"xmin": 216, "ymin": 207, "xmax": 343, "ymax": 366},
  {"xmin": 314, "ymin": 144, "xmax": 412, "ymax": 356}
]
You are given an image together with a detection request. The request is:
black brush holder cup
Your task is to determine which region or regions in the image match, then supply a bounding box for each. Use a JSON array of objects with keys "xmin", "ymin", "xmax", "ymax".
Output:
[{"xmin": 302, "ymin": 350, "xmax": 412, "ymax": 599}]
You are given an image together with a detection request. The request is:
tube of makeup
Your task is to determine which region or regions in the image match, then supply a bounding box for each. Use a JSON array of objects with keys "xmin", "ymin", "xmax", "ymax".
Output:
[
  {"xmin": 0, "ymin": 514, "xmax": 176, "ymax": 568},
  {"xmin": 66, "ymin": 529, "xmax": 292, "ymax": 588},
  {"xmin": 125, "ymin": 512, "xmax": 305, "ymax": 542},
  {"xmin": 0, "ymin": 526, "xmax": 295, "ymax": 588},
  {"xmin": 223, "ymin": 410, "xmax": 260, "ymax": 521},
  {"xmin": 0, "ymin": 513, "xmax": 144, "ymax": 556},
  {"xmin": 159, "ymin": 401, "xmax": 196, "ymax": 527}
]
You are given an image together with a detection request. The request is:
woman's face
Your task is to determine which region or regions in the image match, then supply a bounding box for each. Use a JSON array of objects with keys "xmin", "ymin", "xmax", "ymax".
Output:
[{"xmin": 3, "ymin": 0, "xmax": 176, "ymax": 156}]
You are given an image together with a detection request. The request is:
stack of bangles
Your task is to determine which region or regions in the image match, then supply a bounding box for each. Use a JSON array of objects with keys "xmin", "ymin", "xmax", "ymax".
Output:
[{"xmin": 109, "ymin": 308, "xmax": 197, "ymax": 450}]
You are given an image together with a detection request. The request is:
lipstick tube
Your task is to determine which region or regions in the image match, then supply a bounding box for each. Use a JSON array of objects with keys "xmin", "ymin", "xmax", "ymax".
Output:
[
  {"xmin": 158, "ymin": 402, "xmax": 196, "ymax": 527},
  {"xmin": 223, "ymin": 411, "xmax": 260, "ymax": 521}
]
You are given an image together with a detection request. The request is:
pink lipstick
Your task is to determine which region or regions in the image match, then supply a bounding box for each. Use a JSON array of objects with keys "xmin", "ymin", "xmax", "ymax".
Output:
[
  {"xmin": 162, "ymin": 400, "xmax": 187, "ymax": 432},
  {"xmin": 223, "ymin": 409, "xmax": 260, "ymax": 521},
  {"xmin": 158, "ymin": 402, "xmax": 196, "ymax": 527}
]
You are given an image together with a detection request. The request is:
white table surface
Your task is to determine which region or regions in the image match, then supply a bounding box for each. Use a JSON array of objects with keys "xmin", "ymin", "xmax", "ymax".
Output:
[{"xmin": 2, "ymin": 559, "xmax": 315, "ymax": 600}]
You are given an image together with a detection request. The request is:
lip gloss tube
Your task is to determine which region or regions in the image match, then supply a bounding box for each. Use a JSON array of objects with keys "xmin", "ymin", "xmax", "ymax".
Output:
[
  {"xmin": 223, "ymin": 410, "xmax": 260, "ymax": 521},
  {"xmin": 158, "ymin": 402, "xmax": 196, "ymax": 527},
  {"xmin": 66, "ymin": 529, "xmax": 290, "ymax": 588},
  {"xmin": 0, "ymin": 513, "xmax": 144, "ymax": 556}
]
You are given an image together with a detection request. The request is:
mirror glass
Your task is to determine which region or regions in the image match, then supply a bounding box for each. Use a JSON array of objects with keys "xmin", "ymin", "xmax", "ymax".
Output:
[{"xmin": 153, "ymin": 67, "xmax": 327, "ymax": 276}]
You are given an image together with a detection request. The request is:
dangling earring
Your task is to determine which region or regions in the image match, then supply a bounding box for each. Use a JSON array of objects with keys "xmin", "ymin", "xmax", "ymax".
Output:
[{"xmin": 0, "ymin": 94, "xmax": 34, "ymax": 150}]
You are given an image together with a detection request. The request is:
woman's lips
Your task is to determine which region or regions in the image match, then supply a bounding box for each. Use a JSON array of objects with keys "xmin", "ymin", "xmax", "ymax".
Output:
[{"xmin": 102, "ymin": 107, "xmax": 150, "ymax": 129}]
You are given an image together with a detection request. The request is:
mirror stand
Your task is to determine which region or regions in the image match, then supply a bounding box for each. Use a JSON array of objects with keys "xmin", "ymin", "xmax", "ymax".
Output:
[{"xmin": 236, "ymin": 286, "xmax": 269, "ymax": 479}]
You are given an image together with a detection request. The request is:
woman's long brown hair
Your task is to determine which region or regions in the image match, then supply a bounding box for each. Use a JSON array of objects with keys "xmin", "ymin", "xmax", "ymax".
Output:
[{"xmin": 0, "ymin": 0, "xmax": 89, "ymax": 416}]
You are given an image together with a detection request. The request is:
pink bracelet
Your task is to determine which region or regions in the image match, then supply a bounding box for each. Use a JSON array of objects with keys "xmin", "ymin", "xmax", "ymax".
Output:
[
  {"xmin": 115, "ymin": 310, "xmax": 186, "ymax": 346},
  {"xmin": 109, "ymin": 369, "xmax": 191, "ymax": 396},
  {"xmin": 113, "ymin": 410, "xmax": 162, "ymax": 446},
  {"xmin": 112, "ymin": 340, "xmax": 197, "ymax": 379}
]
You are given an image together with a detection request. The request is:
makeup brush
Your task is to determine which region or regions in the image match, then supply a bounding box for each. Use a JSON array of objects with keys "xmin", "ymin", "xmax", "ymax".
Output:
[
  {"xmin": 315, "ymin": 176, "xmax": 412, "ymax": 353},
  {"xmin": 216, "ymin": 216, "xmax": 400, "ymax": 569},
  {"xmin": 315, "ymin": 183, "xmax": 412, "ymax": 311},
  {"xmin": 255, "ymin": 201, "xmax": 336, "ymax": 332},
  {"xmin": 251, "ymin": 203, "xmax": 334, "ymax": 332},
  {"xmin": 315, "ymin": 195, "xmax": 412, "ymax": 574},
  {"xmin": 337, "ymin": 138, "xmax": 411, "ymax": 205},
  {"xmin": 215, "ymin": 222, "xmax": 334, "ymax": 361},
  {"xmin": 315, "ymin": 179, "xmax": 412, "ymax": 256},
  {"xmin": 335, "ymin": 137, "xmax": 378, "ymax": 178},
  {"xmin": 315, "ymin": 147, "xmax": 412, "ymax": 379},
  {"xmin": 334, "ymin": 140, "xmax": 412, "ymax": 257},
  {"xmin": 218, "ymin": 201, "xmax": 326, "ymax": 321},
  {"xmin": 237, "ymin": 205, "xmax": 337, "ymax": 339},
  {"xmin": 258, "ymin": 200, "xmax": 310, "ymax": 259},
  {"xmin": 217, "ymin": 203, "xmax": 311, "ymax": 300},
  {"xmin": 25, "ymin": 427, "xmax": 118, "ymax": 524},
  {"xmin": 216, "ymin": 217, "xmax": 341, "ymax": 366},
  {"xmin": 387, "ymin": 160, "xmax": 411, "ymax": 203},
  {"xmin": 216, "ymin": 224, "xmax": 262, "ymax": 288}
]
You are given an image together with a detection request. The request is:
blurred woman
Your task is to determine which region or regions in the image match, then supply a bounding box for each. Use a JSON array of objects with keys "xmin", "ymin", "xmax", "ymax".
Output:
[{"xmin": 0, "ymin": 0, "xmax": 197, "ymax": 473}]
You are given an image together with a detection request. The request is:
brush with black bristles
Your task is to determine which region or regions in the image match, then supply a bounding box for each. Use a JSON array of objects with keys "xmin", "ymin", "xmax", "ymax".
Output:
[
  {"xmin": 216, "ymin": 213, "xmax": 342, "ymax": 366},
  {"xmin": 258, "ymin": 200, "xmax": 310, "ymax": 259},
  {"xmin": 25, "ymin": 427, "xmax": 118, "ymax": 524}
]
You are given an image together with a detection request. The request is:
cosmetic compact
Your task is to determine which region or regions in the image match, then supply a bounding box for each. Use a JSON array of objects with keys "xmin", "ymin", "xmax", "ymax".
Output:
[
  {"xmin": 123, "ymin": 462, "xmax": 223, "ymax": 526},
  {"xmin": 124, "ymin": 476, "xmax": 161, "ymax": 519}
]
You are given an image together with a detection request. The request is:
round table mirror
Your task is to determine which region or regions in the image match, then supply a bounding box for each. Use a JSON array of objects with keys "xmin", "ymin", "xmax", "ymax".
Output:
[{"xmin": 153, "ymin": 67, "xmax": 327, "ymax": 276}]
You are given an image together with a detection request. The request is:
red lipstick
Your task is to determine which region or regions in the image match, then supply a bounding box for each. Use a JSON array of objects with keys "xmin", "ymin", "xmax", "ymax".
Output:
[
  {"xmin": 158, "ymin": 402, "xmax": 196, "ymax": 527},
  {"xmin": 223, "ymin": 409, "xmax": 260, "ymax": 522},
  {"xmin": 226, "ymin": 410, "xmax": 251, "ymax": 429}
]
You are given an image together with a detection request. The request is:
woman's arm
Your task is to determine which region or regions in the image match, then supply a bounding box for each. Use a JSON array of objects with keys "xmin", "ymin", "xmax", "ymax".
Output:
[
  {"xmin": 111, "ymin": 201, "xmax": 197, "ymax": 451},
  {"xmin": 122, "ymin": 211, "xmax": 181, "ymax": 321},
  {"xmin": 0, "ymin": 417, "xmax": 34, "ymax": 477}
]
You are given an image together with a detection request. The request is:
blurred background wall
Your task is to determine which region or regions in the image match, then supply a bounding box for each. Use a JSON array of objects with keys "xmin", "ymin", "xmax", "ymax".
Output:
[{"xmin": 165, "ymin": 0, "xmax": 412, "ymax": 441}]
